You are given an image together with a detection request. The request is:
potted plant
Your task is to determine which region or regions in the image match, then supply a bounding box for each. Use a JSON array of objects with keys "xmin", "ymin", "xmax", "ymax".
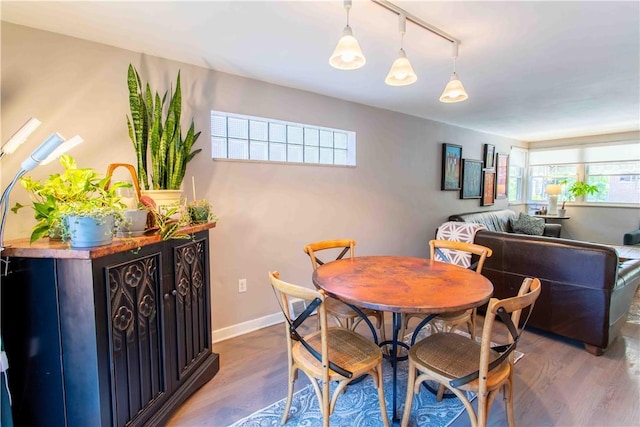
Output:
[
  {"xmin": 559, "ymin": 180, "xmax": 601, "ymax": 215},
  {"xmin": 126, "ymin": 65, "xmax": 202, "ymax": 211},
  {"xmin": 13, "ymin": 155, "xmax": 129, "ymax": 247},
  {"xmin": 187, "ymin": 199, "xmax": 218, "ymax": 224}
]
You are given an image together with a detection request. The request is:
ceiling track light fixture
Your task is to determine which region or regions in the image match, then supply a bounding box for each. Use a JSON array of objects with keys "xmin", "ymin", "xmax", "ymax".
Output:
[
  {"xmin": 329, "ymin": 0, "xmax": 469, "ymax": 102},
  {"xmin": 385, "ymin": 14, "xmax": 417, "ymax": 86},
  {"xmin": 440, "ymin": 42, "xmax": 469, "ymax": 103},
  {"xmin": 329, "ymin": 0, "xmax": 366, "ymax": 70}
]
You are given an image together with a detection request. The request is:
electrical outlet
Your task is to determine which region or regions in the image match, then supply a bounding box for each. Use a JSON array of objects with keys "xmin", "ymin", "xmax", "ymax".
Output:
[{"xmin": 238, "ymin": 278, "xmax": 247, "ymax": 293}]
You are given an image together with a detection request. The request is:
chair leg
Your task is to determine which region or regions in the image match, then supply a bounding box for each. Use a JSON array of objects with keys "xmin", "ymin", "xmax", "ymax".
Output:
[
  {"xmin": 398, "ymin": 314, "xmax": 412, "ymax": 347},
  {"xmin": 281, "ymin": 366, "xmax": 296, "ymax": 425},
  {"xmin": 322, "ymin": 379, "xmax": 330, "ymax": 427},
  {"xmin": 400, "ymin": 361, "xmax": 417, "ymax": 427},
  {"xmin": 469, "ymin": 308, "xmax": 477, "ymax": 340},
  {"xmin": 504, "ymin": 379, "xmax": 515, "ymax": 427},
  {"xmin": 436, "ymin": 383, "xmax": 446, "ymax": 402},
  {"xmin": 477, "ymin": 392, "xmax": 490, "ymax": 427},
  {"xmin": 376, "ymin": 312, "xmax": 387, "ymax": 344},
  {"xmin": 375, "ymin": 364, "xmax": 391, "ymax": 427}
]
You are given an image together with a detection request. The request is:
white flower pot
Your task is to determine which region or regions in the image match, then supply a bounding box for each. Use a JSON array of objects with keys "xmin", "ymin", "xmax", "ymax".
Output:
[
  {"xmin": 141, "ymin": 189, "xmax": 184, "ymax": 219},
  {"xmin": 116, "ymin": 209, "xmax": 149, "ymax": 237}
]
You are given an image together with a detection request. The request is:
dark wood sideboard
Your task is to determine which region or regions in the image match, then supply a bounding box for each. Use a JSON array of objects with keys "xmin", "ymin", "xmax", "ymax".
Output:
[{"xmin": 0, "ymin": 222, "xmax": 219, "ymax": 426}]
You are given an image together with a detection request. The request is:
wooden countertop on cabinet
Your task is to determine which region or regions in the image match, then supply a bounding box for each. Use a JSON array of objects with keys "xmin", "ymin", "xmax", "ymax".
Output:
[{"xmin": 2, "ymin": 221, "xmax": 216, "ymax": 259}]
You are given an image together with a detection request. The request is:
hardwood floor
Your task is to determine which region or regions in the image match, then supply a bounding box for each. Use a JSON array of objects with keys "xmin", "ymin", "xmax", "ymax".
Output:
[{"xmin": 167, "ymin": 310, "xmax": 640, "ymax": 426}]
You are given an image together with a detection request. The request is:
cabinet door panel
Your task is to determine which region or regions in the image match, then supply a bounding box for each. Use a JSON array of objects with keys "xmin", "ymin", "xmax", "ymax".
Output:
[
  {"xmin": 171, "ymin": 238, "xmax": 212, "ymax": 382},
  {"xmin": 107, "ymin": 253, "xmax": 166, "ymax": 426}
]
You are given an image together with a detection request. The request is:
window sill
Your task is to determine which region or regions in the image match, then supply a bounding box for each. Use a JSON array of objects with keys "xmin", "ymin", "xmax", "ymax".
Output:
[{"xmin": 526, "ymin": 201, "xmax": 639, "ymax": 209}]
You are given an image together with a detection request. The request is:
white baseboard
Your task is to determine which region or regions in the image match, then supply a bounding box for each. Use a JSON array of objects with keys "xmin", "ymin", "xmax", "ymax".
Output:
[{"xmin": 212, "ymin": 312, "xmax": 283, "ymax": 343}]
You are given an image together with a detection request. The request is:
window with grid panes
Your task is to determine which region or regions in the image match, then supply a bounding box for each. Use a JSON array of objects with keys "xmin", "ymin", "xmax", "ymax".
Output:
[
  {"xmin": 211, "ymin": 111, "xmax": 355, "ymax": 166},
  {"xmin": 528, "ymin": 142, "xmax": 640, "ymax": 205},
  {"xmin": 508, "ymin": 147, "xmax": 527, "ymax": 203}
]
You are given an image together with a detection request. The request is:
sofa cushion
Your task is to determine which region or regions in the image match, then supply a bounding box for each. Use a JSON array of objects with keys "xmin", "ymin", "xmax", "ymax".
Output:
[
  {"xmin": 448, "ymin": 209, "xmax": 516, "ymax": 232},
  {"xmin": 448, "ymin": 209, "xmax": 562, "ymax": 238},
  {"xmin": 511, "ymin": 213, "xmax": 545, "ymax": 235}
]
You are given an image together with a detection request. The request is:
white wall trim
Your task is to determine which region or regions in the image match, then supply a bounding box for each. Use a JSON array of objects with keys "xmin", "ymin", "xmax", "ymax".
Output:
[{"xmin": 212, "ymin": 312, "xmax": 283, "ymax": 343}]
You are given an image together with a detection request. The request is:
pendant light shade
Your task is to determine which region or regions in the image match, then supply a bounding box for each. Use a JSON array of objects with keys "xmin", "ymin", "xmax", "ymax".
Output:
[
  {"xmin": 385, "ymin": 15, "xmax": 417, "ymax": 86},
  {"xmin": 440, "ymin": 72, "xmax": 468, "ymax": 103},
  {"xmin": 329, "ymin": 0, "xmax": 366, "ymax": 70},
  {"xmin": 330, "ymin": 25, "xmax": 366, "ymax": 70},
  {"xmin": 440, "ymin": 42, "xmax": 469, "ymax": 103},
  {"xmin": 385, "ymin": 49, "xmax": 417, "ymax": 86}
]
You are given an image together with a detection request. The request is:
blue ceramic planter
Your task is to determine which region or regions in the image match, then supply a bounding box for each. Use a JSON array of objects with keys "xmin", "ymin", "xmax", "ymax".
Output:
[{"xmin": 65, "ymin": 214, "xmax": 115, "ymax": 248}]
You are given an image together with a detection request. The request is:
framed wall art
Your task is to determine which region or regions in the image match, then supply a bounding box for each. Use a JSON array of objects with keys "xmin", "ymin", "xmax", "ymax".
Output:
[
  {"xmin": 482, "ymin": 170, "xmax": 496, "ymax": 206},
  {"xmin": 441, "ymin": 143, "xmax": 463, "ymax": 190},
  {"xmin": 460, "ymin": 159, "xmax": 483, "ymax": 199},
  {"xmin": 483, "ymin": 144, "xmax": 495, "ymax": 169},
  {"xmin": 495, "ymin": 153, "xmax": 508, "ymax": 199}
]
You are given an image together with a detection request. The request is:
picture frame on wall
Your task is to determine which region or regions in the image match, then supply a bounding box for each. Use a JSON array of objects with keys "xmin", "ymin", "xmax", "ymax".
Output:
[
  {"xmin": 483, "ymin": 144, "xmax": 496, "ymax": 169},
  {"xmin": 482, "ymin": 170, "xmax": 496, "ymax": 206},
  {"xmin": 460, "ymin": 159, "xmax": 483, "ymax": 199},
  {"xmin": 495, "ymin": 153, "xmax": 508, "ymax": 199},
  {"xmin": 441, "ymin": 143, "xmax": 463, "ymax": 190}
]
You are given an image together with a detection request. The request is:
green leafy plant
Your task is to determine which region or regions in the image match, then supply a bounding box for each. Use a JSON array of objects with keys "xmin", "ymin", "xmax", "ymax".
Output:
[
  {"xmin": 560, "ymin": 180, "xmax": 601, "ymax": 209},
  {"xmin": 147, "ymin": 203, "xmax": 190, "ymax": 240},
  {"xmin": 126, "ymin": 64, "xmax": 202, "ymax": 191},
  {"xmin": 187, "ymin": 199, "xmax": 218, "ymax": 224},
  {"xmin": 12, "ymin": 155, "xmax": 129, "ymax": 243}
]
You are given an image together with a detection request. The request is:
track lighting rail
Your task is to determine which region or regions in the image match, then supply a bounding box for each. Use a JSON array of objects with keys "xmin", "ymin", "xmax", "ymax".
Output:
[{"xmin": 371, "ymin": 0, "xmax": 459, "ymax": 45}]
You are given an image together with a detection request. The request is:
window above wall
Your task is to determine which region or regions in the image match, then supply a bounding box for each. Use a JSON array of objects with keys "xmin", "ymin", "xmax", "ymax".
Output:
[
  {"xmin": 508, "ymin": 147, "xmax": 527, "ymax": 204},
  {"xmin": 210, "ymin": 111, "xmax": 356, "ymax": 166},
  {"xmin": 528, "ymin": 141, "xmax": 640, "ymax": 205}
]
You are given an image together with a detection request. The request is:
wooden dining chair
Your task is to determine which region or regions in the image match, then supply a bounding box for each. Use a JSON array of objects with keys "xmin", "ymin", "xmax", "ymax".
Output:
[
  {"xmin": 400, "ymin": 239, "xmax": 493, "ymax": 342},
  {"xmin": 401, "ymin": 277, "xmax": 541, "ymax": 427},
  {"xmin": 304, "ymin": 239, "xmax": 386, "ymax": 343},
  {"xmin": 269, "ymin": 271, "xmax": 390, "ymax": 427}
]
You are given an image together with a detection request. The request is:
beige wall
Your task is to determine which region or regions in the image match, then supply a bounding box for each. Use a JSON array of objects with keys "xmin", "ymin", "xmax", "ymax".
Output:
[{"xmin": 0, "ymin": 23, "xmax": 538, "ymax": 335}]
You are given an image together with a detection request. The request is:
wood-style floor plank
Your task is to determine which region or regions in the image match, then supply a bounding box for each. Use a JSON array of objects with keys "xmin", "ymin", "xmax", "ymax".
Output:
[{"xmin": 167, "ymin": 311, "xmax": 639, "ymax": 426}]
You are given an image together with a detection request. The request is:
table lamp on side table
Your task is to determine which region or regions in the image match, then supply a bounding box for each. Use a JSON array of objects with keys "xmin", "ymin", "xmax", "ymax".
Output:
[{"xmin": 545, "ymin": 184, "xmax": 562, "ymax": 216}]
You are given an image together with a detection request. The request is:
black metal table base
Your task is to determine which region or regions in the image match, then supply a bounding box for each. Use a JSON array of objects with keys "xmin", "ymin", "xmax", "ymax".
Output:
[{"xmin": 346, "ymin": 306, "xmax": 451, "ymax": 423}]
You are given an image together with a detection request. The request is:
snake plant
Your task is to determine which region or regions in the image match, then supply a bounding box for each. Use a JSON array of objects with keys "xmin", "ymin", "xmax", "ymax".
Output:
[{"xmin": 127, "ymin": 65, "xmax": 202, "ymax": 191}]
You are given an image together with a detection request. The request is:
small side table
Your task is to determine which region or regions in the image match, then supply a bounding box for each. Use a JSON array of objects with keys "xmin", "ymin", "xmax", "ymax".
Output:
[{"xmin": 534, "ymin": 214, "xmax": 570, "ymax": 223}]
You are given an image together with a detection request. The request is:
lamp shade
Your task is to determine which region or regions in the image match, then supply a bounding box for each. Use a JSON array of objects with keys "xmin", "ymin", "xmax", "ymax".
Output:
[
  {"xmin": 385, "ymin": 49, "xmax": 417, "ymax": 86},
  {"xmin": 329, "ymin": 26, "xmax": 366, "ymax": 70},
  {"xmin": 545, "ymin": 184, "xmax": 562, "ymax": 195},
  {"xmin": 41, "ymin": 135, "xmax": 84, "ymax": 165},
  {"xmin": 1, "ymin": 117, "xmax": 42, "ymax": 156},
  {"xmin": 440, "ymin": 72, "xmax": 468, "ymax": 103}
]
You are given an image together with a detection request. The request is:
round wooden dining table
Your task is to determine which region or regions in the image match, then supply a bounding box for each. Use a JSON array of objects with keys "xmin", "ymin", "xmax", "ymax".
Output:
[{"xmin": 312, "ymin": 255, "xmax": 494, "ymax": 424}]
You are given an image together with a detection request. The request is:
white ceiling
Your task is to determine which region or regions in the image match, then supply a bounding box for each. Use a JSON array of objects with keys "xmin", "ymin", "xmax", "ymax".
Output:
[{"xmin": 2, "ymin": 0, "xmax": 639, "ymax": 142}]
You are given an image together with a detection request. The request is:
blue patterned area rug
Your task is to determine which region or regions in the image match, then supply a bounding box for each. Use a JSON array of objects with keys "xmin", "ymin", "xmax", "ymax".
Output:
[
  {"xmin": 229, "ymin": 329, "xmax": 524, "ymax": 427},
  {"xmin": 229, "ymin": 359, "xmax": 472, "ymax": 427}
]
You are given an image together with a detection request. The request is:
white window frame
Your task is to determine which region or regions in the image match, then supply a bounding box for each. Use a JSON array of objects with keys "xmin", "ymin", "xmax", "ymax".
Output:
[
  {"xmin": 210, "ymin": 111, "xmax": 356, "ymax": 166},
  {"xmin": 527, "ymin": 141, "xmax": 640, "ymax": 206},
  {"xmin": 508, "ymin": 146, "xmax": 527, "ymax": 204}
]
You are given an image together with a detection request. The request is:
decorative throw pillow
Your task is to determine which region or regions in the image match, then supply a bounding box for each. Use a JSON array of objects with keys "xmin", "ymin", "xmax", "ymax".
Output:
[
  {"xmin": 511, "ymin": 213, "xmax": 545, "ymax": 236},
  {"xmin": 435, "ymin": 221, "xmax": 488, "ymax": 268}
]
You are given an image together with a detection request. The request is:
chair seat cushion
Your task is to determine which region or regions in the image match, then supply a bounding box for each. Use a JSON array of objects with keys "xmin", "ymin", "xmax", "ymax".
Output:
[
  {"xmin": 293, "ymin": 327, "xmax": 382, "ymax": 380},
  {"xmin": 410, "ymin": 332, "xmax": 510, "ymax": 389}
]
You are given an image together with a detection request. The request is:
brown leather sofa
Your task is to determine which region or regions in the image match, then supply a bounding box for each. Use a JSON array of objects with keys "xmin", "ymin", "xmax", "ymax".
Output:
[{"xmin": 448, "ymin": 209, "xmax": 640, "ymax": 355}]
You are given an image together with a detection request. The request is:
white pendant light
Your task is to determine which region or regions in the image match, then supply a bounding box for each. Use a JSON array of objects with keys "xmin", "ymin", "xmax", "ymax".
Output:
[
  {"xmin": 329, "ymin": 0, "xmax": 366, "ymax": 70},
  {"xmin": 440, "ymin": 42, "xmax": 469, "ymax": 103},
  {"xmin": 385, "ymin": 15, "xmax": 417, "ymax": 86}
]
